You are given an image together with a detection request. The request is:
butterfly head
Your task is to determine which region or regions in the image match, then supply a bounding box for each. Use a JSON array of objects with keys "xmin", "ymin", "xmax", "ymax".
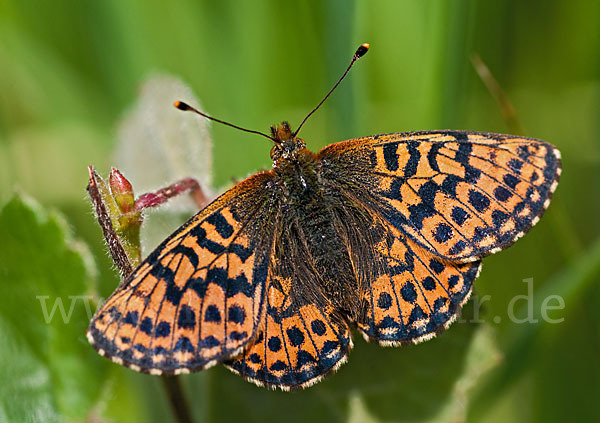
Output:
[{"xmin": 269, "ymin": 121, "xmax": 307, "ymax": 163}]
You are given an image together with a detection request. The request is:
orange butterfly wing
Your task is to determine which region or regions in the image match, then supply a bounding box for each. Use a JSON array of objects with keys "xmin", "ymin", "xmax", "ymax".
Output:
[
  {"xmin": 315, "ymin": 130, "xmax": 559, "ymax": 343},
  {"xmin": 352, "ymin": 213, "xmax": 480, "ymax": 344},
  {"xmin": 318, "ymin": 130, "xmax": 561, "ymax": 262},
  {"xmin": 226, "ymin": 292, "xmax": 351, "ymax": 390},
  {"xmin": 87, "ymin": 172, "xmax": 276, "ymax": 375},
  {"xmin": 225, "ymin": 218, "xmax": 352, "ymax": 390}
]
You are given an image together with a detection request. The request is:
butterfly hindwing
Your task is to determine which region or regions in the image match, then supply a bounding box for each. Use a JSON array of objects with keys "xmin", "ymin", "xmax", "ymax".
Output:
[
  {"xmin": 226, "ymin": 296, "xmax": 351, "ymax": 390},
  {"xmin": 353, "ymin": 214, "xmax": 481, "ymax": 344},
  {"xmin": 226, "ymin": 218, "xmax": 353, "ymax": 390},
  {"xmin": 315, "ymin": 192, "xmax": 480, "ymax": 345},
  {"xmin": 318, "ymin": 131, "xmax": 561, "ymax": 262},
  {"xmin": 87, "ymin": 172, "xmax": 276, "ymax": 374}
]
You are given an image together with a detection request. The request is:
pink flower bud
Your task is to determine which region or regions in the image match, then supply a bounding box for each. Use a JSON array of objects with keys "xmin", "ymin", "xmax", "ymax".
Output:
[{"xmin": 109, "ymin": 168, "xmax": 135, "ymax": 214}]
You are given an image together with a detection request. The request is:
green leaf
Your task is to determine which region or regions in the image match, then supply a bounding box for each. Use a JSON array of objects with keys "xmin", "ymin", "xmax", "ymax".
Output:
[
  {"xmin": 0, "ymin": 194, "xmax": 107, "ymax": 422},
  {"xmin": 0, "ymin": 319, "xmax": 58, "ymax": 423}
]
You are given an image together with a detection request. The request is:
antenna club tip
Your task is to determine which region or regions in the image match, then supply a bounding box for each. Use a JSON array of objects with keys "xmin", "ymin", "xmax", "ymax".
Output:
[
  {"xmin": 174, "ymin": 100, "xmax": 190, "ymax": 111},
  {"xmin": 356, "ymin": 43, "xmax": 370, "ymax": 58}
]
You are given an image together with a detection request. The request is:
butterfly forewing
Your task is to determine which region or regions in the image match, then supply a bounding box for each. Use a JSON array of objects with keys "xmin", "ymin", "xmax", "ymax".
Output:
[
  {"xmin": 318, "ymin": 131, "xmax": 561, "ymax": 262},
  {"xmin": 87, "ymin": 172, "xmax": 277, "ymax": 374}
]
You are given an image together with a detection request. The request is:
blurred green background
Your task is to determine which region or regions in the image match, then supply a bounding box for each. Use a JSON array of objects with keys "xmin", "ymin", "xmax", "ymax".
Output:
[{"xmin": 1, "ymin": 1, "xmax": 599, "ymax": 422}]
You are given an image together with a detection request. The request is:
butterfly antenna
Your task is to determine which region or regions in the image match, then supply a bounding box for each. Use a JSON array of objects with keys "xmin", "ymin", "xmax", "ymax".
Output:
[
  {"xmin": 173, "ymin": 101, "xmax": 279, "ymax": 143},
  {"xmin": 292, "ymin": 43, "xmax": 369, "ymax": 137}
]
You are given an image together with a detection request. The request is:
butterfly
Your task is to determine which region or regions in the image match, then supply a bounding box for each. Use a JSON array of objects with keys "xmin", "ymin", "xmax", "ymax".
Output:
[{"xmin": 87, "ymin": 44, "xmax": 561, "ymax": 390}]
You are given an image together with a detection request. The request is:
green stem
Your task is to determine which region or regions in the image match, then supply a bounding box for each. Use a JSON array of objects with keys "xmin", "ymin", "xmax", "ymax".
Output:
[{"xmin": 161, "ymin": 376, "xmax": 195, "ymax": 423}]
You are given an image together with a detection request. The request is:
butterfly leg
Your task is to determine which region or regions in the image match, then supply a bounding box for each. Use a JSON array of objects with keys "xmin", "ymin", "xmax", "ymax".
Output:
[{"xmin": 135, "ymin": 177, "xmax": 209, "ymax": 211}]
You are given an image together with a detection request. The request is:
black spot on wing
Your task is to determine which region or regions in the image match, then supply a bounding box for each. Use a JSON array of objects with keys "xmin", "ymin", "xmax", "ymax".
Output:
[
  {"xmin": 270, "ymin": 360, "xmax": 286, "ymax": 371},
  {"xmin": 178, "ymin": 305, "xmax": 196, "ymax": 329},
  {"xmin": 400, "ymin": 282, "xmax": 417, "ymax": 302},
  {"xmin": 286, "ymin": 327, "xmax": 305, "ymax": 347},
  {"xmin": 310, "ymin": 320, "xmax": 326, "ymax": 336},
  {"xmin": 507, "ymin": 158, "xmax": 523, "ymax": 175},
  {"xmin": 199, "ymin": 336, "xmax": 220, "ymax": 348},
  {"xmin": 429, "ymin": 259, "xmax": 445, "ymax": 274},
  {"xmin": 407, "ymin": 181, "xmax": 438, "ymax": 229},
  {"xmin": 296, "ymin": 350, "xmax": 317, "ymax": 369},
  {"xmin": 382, "ymin": 142, "xmax": 399, "ymax": 171},
  {"xmin": 433, "ymin": 223, "xmax": 453, "ymax": 243},
  {"xmin": 422, "ymin": 276, "xmax": 436, "ymax": 291},
  {"xmin": 206, "ymin": 267, "xmax": 227, "ymax": 289},
  {"xmin": 453, "ymin": 140, "xmax": 472, "ymax": 166},
  {"xmin": 206, "ymin": 211, "xmax": 234, "ymax": 239},
  {"xmin": 448, "ymin": 240, "xmax": 466, "ymax": 255},
  {"xmin": 450, "ymin": 131, "xmax": 470, "ymax": 142},
  {"xmin": 225, "ymin": 273, "xmax": 253, "ymax": 298},
  {"xmin": 468, "ymin": 190, "xmax": 490, "ymax": 213},
  {"xmin": 403, "ymin": 141, "xmax": 420, "ymax": 177},
  {"xmin": 228, "ymin": 331, "xmax": 247, "ymax": 341},
  {"xmin": 503, "ymin": 174, "xmax": 519, "ymax": 189},
  {"xmin": 377, "ymin": 292, "xmax": 393, "ymax": 309},
  {"xmin": 494, "ymin": 186, "xmax": 512, "ymax": 202},
  {"xmin": 204, "ymin": 305, "xmax": 221, "ymax": 323},
  {"xmin": 407, "ymin": 305, "xmax": 426, "ymax": 325},
  {"xmin": 140, "ymin": 317, "xmax": 153, "ymax": 335},
  {"xmin": 188, "ymin": 225, "xmax": 226, "ymax": 255},
  {"xmin": 165, "ymin": 278, "xmax": 183, "ymax": 305},
  {"xmin": 268, "ymin": 336, "xmax": 282, "ymax": 352},
  {"xmin": 124, "ymin": 311, "xmax": 139, "ymax": 326},
  {"xmin": 228, "ymin": 305, "xmax": 246, "ymax": 324},
  {"xmin": 174, "ymin": 337, "xmax": 195, "ymax": 352},
  {"xmin": 155, "ymin": 321, "xmax": 171, "ymax": 337},
  {"xmin": 170, "ymin": 244, "xmax": 199, "ymax": 268},
  {"xmin": 382, "ymin": 178, "xmax": 404, "ymax": 201},
  {"xmin": 188, "ymin": 277, "xmax": 208, "ymax": 298},
  {"xmin": 427, "ymin": 142, "xmax": 442, "ymax": 172},
  {"xmin": 229, "ymin": 243, "xmax": 253, "ymax": 262},
  {"xmin": 464, "ymin": 165, "xmax": 481, "ymax": 183},
  {"xmin": 451, "ymin": 206, "xmax": 469, "ymax": 226}
]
